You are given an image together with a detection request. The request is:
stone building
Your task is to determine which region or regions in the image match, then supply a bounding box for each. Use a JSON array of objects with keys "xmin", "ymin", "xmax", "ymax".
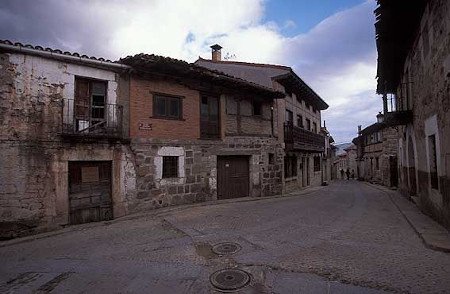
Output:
[
  {"xmin": 375, "ymin": 0, "xmax": 450, "ymax": 228},
  {"xmin": 0, "ymin": 41, "xmax": 285, "ymax": 238},
  {"xmin": 352, "ymin": 113, "xmax": 398, "ymax": 186},
  {"xmin": 120, "ymin": 53, "xmax": 284, "ymax": 211},
  {"xmin": 333, "ymin": 144, "xmax": 357, "ymax": 180},
  {"xmin": 321, "ymin": 123, "xmax": 335, "ymax": 183},
  {"xmin": 195, "ymin": 45, "xmax": 329, "ymax": 193},
  {"xmin": 0, "ymin": 40, "xmax": 135, "ymax": 238}
]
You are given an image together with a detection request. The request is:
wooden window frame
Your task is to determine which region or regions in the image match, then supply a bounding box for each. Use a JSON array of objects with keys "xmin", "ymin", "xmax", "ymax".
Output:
[
  {"xmin": 297, "ymin": 115, "xmax": 303, "ymax": 128},
  {"xmin": 152, "ymin": 93, "xmax": 183, "ymax": 120},
  {"xmin": 74, "ymin": 77, "xmax": 108, "ymax": 131}
]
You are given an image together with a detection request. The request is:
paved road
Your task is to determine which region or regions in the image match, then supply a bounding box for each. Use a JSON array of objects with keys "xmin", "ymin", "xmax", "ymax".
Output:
[{"xmin": 1, "ymin": 181, "xmax": 449, "ymax": 293}]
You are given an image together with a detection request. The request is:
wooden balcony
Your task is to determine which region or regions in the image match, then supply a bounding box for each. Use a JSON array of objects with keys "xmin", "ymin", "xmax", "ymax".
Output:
[
  {"xmin": 384, "ymin": 110, "xmax": 413, "ymax": 126},
  {"xmin": 61, "ymin": 99, "xmax": 124, "ymax": 140},
  {"xmin": 284, "ymin": 122, "xmax": 325, "ymax": 152}
]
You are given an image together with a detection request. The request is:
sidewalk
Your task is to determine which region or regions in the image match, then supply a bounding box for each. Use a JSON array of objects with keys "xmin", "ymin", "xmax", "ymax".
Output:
[
  {"xmin": 366, "ymin": 183, "xmax": 450, "ymax": 253},
  {"xmin": 0, "ymin": 183, "xmax": 327, "ymax": 248}
]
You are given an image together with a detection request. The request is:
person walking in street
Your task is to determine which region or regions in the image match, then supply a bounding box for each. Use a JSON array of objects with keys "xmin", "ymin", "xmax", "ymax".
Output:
[
  {"xmin": 346, "ymin": 168, "xmax": 350, "ymax": 180},
  {"xmin": 340, "ymin": 169, "xmax": 344, "ymax": 179}
]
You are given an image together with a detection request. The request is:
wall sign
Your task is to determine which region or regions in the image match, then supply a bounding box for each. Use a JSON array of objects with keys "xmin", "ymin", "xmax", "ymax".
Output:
[{"xmin": 139, "ymin": 123, "xmax": 152, "ymax": 130}]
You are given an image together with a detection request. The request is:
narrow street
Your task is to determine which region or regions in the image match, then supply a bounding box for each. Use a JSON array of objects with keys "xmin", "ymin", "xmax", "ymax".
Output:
[{"xmin": 1, "ymin": 181, "xmax": 449, "ymax": 293}]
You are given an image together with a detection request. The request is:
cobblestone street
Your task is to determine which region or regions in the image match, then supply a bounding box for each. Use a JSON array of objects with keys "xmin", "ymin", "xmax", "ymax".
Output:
[{"xmin": 1, "ymin": 181, "xmax": 449, "ymax": 293}]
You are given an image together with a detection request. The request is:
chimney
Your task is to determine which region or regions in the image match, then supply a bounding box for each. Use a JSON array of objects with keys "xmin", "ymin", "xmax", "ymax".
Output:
[
  {"xmin": 211, "ymin": 44, "xmax": 222, "ymax": 62},
  {"xmin": 358, "ymin": 125, "xmax": 362, "ymax": 135},
  {"xmin": 376, "ymin": 111, "xmax": 384, "ymax": 123}
]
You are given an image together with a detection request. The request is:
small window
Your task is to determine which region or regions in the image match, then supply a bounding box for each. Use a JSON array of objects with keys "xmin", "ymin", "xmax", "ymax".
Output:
[
  {"xmin": 314, "ymin": 156, "xmax": 321, "ymax": 172},
  {"xmin": 253, "ymin": 100, "xmax": 262, "ymax": 116},
  {"xmin": 306, "ymin": 119, "xmax": 311, "ymax": 131},
  {"xmin": 162, "ymin": 156, "xmax": 178, "ymax": 178},
  {"xmin": 428, "ymin": 135, "xmax": 438, "ymax": 189},
  {"xmin": 153, "ymin": 94, "xmax": 182, "ymax": 119},
  {"xmin": 297, "ymin": 115, "xmax": 303, "ymax": 128},
  {"xmin": 268, "ymin": 153, "xmax": 274, "ymax": 165},
  {"xmin": 375, "ymin": 157, "xmax": 380, "ymax": 170},
  {"xmin": 313, "ymin": 122, "xmax": 317, "ymax": 134}
]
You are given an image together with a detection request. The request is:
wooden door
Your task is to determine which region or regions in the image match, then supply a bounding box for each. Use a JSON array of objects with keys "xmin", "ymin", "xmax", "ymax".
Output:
[
  {"xmin": 68, "ymin": 161, "xmax": 113, "ymax": 224},
  {"xmin": 389, "ymin": 156, "xmax": 398, "ymax": 187},
  {"xmin": 217, "ymin": 156, "xmax": 249, "ymax": 199},
  {"xmin": 200, "ymin": 95, "xmax": 220, "ymax": 138}
]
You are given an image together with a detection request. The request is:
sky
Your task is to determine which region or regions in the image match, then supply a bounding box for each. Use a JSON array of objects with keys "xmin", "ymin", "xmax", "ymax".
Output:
[{"xmin": 0, "ymin": 0, "xmax": 382, "ymax": 143}]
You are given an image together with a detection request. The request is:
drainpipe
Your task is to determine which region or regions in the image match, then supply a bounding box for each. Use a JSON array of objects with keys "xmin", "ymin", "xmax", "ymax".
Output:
[{"xmin": 270, "ymin": 105, "xmax": 274, "ymax": 137}]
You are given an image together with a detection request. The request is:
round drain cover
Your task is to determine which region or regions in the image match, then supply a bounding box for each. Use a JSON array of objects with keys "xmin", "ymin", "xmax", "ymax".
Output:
[
  {"xmin": 212, "ymin": 242, "xmax": 241, "ymax": 255},
  {"xmin": 210, "ymin": 269, "xmax": 251, "ymax": 291}
]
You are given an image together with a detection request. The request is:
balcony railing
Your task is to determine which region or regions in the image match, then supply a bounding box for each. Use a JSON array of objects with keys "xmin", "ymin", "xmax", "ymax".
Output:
[
  {"xmin": 384, "ymin": 110, "xmax": 413, "ymax": 126},
  {"xmin": 62, "ymin": 99, "xmax": 123, "ymax": 139},
  {"xmin": 284, "ymin": 122, "xmax": 325, "ymax": 152}
]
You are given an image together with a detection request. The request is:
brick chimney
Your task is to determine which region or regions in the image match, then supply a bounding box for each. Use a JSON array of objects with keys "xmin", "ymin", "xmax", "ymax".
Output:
[{"xmin": 211, "ymin": 44, "xmax": 222, "ymax": 62}]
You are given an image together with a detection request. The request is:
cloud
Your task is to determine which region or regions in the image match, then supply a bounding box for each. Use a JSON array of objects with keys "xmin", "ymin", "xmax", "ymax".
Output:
[{"xmin": 0, "ymin": 0, "xmax": 379, "ymax": 143}]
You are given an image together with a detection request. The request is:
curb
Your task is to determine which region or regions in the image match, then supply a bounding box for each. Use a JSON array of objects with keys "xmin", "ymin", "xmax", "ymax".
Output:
[
  {"xmin": 364, "ymin": 182, "xmax": 450, "ymax": 253},
  {"xmin": 0, "ymin": 184, "xmax": 328, "ymax": 248}
]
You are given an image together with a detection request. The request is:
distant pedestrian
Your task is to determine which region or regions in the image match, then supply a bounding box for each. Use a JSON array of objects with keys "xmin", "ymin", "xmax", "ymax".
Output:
[
  {"xmin": 351, "ymin": 169, "xmax": 355, "ymax": 179},
  {"xmin": 346, "ymin": 168, "xmax": 350, "ymax": 180},
  {"xmin": 340, "ymin": 169, "xmax": 344, "ymax": 179}
]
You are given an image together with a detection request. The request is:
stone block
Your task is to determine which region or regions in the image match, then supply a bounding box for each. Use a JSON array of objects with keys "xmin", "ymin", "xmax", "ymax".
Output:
[
  {"xmin": 168, "ymin": 186, "xmax": 178, "ymax": 195},
  {"xmin": 137, "ymin": 191, "xmax": 150, "ymax": 199}
]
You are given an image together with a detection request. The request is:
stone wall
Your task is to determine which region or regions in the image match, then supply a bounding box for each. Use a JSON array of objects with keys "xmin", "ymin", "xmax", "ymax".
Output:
[
  {"xmin": 0, "ymin": 52, "xmax": 134, "ymax": 239},
  {"xmin": 129, "ymin": 137, "xmax": 283, "ymax": 213},
  {"xmin": 396, "ymin": 0, "xmax": 450, "ymax": 228}
]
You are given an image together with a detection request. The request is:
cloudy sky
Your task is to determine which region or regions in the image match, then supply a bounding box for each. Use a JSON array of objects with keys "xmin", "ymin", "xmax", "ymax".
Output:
[{"xmin": 0, "ymin": 0, "xmax": 382, "ymax": 143}]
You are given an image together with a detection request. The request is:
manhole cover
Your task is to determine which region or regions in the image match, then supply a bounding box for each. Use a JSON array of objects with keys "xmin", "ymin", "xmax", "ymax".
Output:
[
  {"xmin": 212, "ymin": 242, "xmax": 241, "ymax": 255},
  {"xmin": 210, "ymin": 269, "xmax": 251, "ymax": 291}
]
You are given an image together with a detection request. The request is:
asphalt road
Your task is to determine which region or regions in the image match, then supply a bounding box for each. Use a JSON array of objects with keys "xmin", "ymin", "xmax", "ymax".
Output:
[{"xmin": 1, "ymin": 180, "xmax": 449, "ymax": 293}]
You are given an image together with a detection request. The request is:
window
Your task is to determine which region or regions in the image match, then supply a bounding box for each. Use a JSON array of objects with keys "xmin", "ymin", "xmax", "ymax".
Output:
[
  {"xmin": 153, "ymin": 94, "xmax": 182, "ymax": 119},
  {"xmin": 375, "ymin": 157, "xmax": 379, "ymax": 170},
  {"xmin": 200, "ymin": 95, "xmax": 220, "ymax": 138},
  {"xmin": 268, "ymin": 153, "xmax": 274, "ymax": 165},
  {"xmin": 313, "ymin": 122, "xmax": 317, "ymax": 134},
  {"xmin": 313, "ymin": 156, "xmax": 321, "ymax": 172},
  {"xmin": 162, "ymin": 156, "xmax": 178, "ymax": 178},
  {"xmin": 74, "ymin": 78, "xmax": 107, "ymax": 131},
  {"xmin": 428, "ymin": 135, "xmax": 438, "ymax": 189},
  {"xmin": 297, "ymin": 115, "xmax": 303, "ymax": 128},
  {"xmin": 253, "ymin": 100, "xmax": 262, "ymax": 116},
  {"xmin": 284, "ymin": 155, "xmax": 297, "ymax": 178},
  {"xmin": 285, "ymin": 110, "xmax": 293, "ymax": 123},
  {"xmin": 306, "ymin": 119, "xmax": 311, "ymax": 131}
]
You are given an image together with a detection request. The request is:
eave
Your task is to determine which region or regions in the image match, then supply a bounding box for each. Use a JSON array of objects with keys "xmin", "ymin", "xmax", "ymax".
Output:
[{"xmin": 273, "ymin": 71, "xmax": 328, "ymax": 110}]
